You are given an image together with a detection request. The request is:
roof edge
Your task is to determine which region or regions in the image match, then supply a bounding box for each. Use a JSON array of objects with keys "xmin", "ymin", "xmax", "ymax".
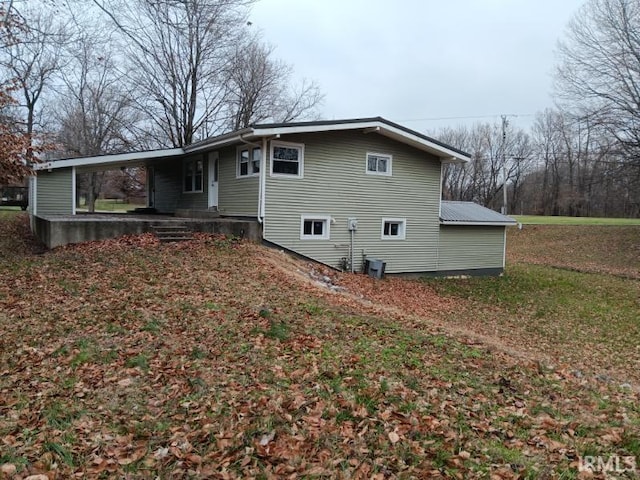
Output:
[
  {"xmin": 251, "ymin": 117, "xmax": 471, "ymax": 162},
  {"xmin": 34, "ymin": 148, "xmax": 185, "ymax": 171},
  {"xmin": 440, "ymin": 220, "xmax": 517, "ymax": 226}
]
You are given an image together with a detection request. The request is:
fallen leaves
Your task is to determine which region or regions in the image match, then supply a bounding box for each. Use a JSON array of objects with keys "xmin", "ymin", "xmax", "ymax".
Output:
[{"xmin": 0, "ymin": 215, "xmax": 639, "ymax": 478}]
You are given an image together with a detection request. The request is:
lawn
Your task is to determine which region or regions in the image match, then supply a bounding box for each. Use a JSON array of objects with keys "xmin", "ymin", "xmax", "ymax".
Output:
[
  {"xmin": 1, "ymin": 214, "xmax": 639, "ymax": 478},
  {"xmin": 513, "ymin": 215, "xmax": 640, "ymax": 226},
  {"xmin": 76, "ymin": 199, "xmax": 142, "ymax": 213}
]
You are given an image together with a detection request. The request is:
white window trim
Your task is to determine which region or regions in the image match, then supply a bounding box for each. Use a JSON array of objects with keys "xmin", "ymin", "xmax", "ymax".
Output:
[
  {"xmin": 236, "ymin": 145, "xmax": 261, "ymax": 179},
  {"xmin": 270, "ymin": 141, "xmax": 304, "ymax": 178},
  {"xmin": 183, "ymin": 157, "xmax": 204, "ymax": 194},
  {"xmin": 381, "ymin": 217, "xmax": 406, "ymax": 240},
  {"xmin": 300, "ymin": 214, "xmax": 331, "ymax": 240},
  {"xmin": 366, "ymin": 152, "xmax": 392, "ymax": 176}
]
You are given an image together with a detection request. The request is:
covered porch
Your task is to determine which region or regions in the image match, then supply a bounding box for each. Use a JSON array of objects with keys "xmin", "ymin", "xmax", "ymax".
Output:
[{"xmin": 32, "ymin": 147, "xmax": 222, "ymax": 217}]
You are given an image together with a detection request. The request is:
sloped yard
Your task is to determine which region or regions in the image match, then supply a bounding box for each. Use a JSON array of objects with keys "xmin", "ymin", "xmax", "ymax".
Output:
[{"xmin": 1, "ymin": 212, "xmax": 639, "ymax": 478}]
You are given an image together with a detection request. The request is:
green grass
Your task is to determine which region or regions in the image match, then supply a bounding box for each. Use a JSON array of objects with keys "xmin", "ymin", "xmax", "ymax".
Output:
[
  {"xmin": 513, "ymin": 214, "xmax": 640, "ymax": 225},
  {"xmin": 76, "ymin": 198, "xmax": 141, "ymax": 213},
  {"xmin": 425, "ymin": 263, "xmax": 640, "ymax": 374}
]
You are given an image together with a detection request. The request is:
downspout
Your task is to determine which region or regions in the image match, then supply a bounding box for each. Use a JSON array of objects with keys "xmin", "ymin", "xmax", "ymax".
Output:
[
  {"xmin": 502, "ymin": 227, "xmax": 507, "ymax": 270},
  {"xmin": 350, "ymin": 228, "xmax": 354, "ymax": 273},
  {"xmin": 259, "ymin": 137, "xmax": 267, "ymax": 223},
  {"xmin": 31, "ymin": 174, "xmax": 37, "ymax": 217},
  {"xmin": 238, "ymin": 134, "xmax": 263, "ymax": 223},
  {"xmin": 436, "ymin": 161, "xmax": 444, "ymax": 271},
  {"xmin": 71, "ymin": 167, "xmax": 76, "ymax": 215}
]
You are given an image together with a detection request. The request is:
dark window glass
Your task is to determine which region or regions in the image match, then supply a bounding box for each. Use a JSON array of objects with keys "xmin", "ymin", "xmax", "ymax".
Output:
[
  {"xmin": 194, "ymin": 160, "xmax": 203, "ymax": 191},
  {"xmin": 384, "ymin": 221, "xmax": 400, "ymax": 236},
  {"xmin": 273, "ymin": 146, "xmax": 299, "ymax": 161},
  {"xmin": 303, "ymin": 220, "xmax": 313, "ymax": 235},
  {"xmin": 184, "ymin": 162, "xmax": 193, "ymax": 191},
  {"xmin": 272, "ymin": 145, "xmax": 300, "ymax": 175},
  {"xmin": 273, "ymin": 160, "xmax": 299, "ymax": 175},
  {"xmin": 252, "ymin": 147, "xmax": 261, "ymax": 173},
  {"xmin": 303, "ymin": 219, "xmax": 325, "ymax": 237}
]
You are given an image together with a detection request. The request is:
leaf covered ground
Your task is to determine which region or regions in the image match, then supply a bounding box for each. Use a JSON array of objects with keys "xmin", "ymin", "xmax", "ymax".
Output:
[
  {"xmin": 507, "ymin": 225, "xmax": 640, "ymax": 279},
  {"xmin": 1, "ymin": 213, "xmax": 639, "ymax": 479}
]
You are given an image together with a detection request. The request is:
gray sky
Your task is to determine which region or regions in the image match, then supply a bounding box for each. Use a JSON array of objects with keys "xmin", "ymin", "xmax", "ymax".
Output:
[{"xmin": 251, "ymin": 0, "xmax": 586, "ymax": 134}]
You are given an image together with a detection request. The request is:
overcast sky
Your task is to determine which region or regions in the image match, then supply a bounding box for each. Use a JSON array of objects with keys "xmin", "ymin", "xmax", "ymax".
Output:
[{"xmin": 251, "ymin": 0, "xmax": 586, "ymax": 134}]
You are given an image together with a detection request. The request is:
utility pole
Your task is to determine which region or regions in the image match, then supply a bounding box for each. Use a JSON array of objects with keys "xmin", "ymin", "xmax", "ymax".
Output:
[{"xmin": 501, "ymin": 115, "xmax": 508, "ymax": 215}]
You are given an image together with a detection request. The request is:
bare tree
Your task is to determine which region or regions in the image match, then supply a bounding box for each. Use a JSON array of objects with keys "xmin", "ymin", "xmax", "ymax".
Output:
[
  {"xmin": 556, "ymin": 0, "xmax": 640, "ymax": 161},
  {"xmin": 91, "ymin": 0, "xmax": 251, "ymax": 147},
  {"xmin": 0, "ymin": 7, "xmax": 68, "ymax": 162},
  {"xmin": 57, "ymin": 33, "xmax": 141, "ymax": 211},
  {"xmin": 224, "ymin": 37, "xmax": 323, "ymax": 130},
  {"xmin": 438, "ymin": 121, "xmax": 533, "ymax": 211}
]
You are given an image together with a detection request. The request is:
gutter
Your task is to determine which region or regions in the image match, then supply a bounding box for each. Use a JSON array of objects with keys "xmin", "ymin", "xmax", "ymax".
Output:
[{"xmin": 439, "ymin": 220, "xmax": 517, "ymax": 227}]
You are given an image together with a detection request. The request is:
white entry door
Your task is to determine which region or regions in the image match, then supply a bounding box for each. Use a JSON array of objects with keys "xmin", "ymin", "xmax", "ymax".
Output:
[{"xmin": 208, "ymin": 152, "xmax": 219, "ymax": 208}]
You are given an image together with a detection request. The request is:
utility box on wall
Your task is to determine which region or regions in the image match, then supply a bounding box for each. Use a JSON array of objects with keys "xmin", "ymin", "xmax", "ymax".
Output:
[{"xmin": 347, "ymin": 218, "xmax": 358, "ymax": 231}]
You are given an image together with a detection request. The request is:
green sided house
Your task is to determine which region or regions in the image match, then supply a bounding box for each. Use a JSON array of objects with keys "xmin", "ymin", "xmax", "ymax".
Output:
[{"xmin": 30, "ymin": 117, "xmax": 516, "ymax": 275}]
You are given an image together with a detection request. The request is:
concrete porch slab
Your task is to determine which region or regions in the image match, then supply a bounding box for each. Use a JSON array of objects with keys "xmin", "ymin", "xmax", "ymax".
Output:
[{"xmin": 32, "ymin": 213, "xmax": 261, "ymax": 249}]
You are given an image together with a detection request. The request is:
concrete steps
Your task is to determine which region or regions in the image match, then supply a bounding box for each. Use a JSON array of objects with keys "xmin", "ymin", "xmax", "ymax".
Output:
[{"xmin": 152, "ymin": 223, "xmax": 194, "ymax": 242}]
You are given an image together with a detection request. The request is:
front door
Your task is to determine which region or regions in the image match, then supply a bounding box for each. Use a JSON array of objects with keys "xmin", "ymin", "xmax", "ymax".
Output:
[{"xmin": 208, "ymin": 152, "xmax": 219, "ymax": 208}]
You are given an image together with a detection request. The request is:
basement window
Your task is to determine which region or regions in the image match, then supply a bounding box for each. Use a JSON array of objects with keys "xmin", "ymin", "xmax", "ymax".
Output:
[
  {"xmin": 381, "ymin": 218, "xmax": 406, "ymax": 240},
  {"xmin": 183, "ymin": 157, "xmax": 204, "ymax": 193},
  {"xmin": 271, "ymin": 141, "xmax": 304, "ymax": 178},
  {"xmin": 237, "ymin": 146, "xmax": 261, "ymax": 177},
  {"xmin": 366, "ymin": 152, "xmax": 392, "ymax": 176},
  {"xmin": 300, "ymin": 215, "xmax": 330, "ymax": 240}
]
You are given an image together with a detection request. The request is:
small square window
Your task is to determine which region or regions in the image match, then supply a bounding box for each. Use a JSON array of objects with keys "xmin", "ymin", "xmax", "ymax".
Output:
[
  {"xmin": 300, "ymin": 215, "xmax": 330, "ymax": 240},
  {"xmin": 366, "ymin": 152, "xmax": 392, "ymax": 176},
  {"xmin": 381, "ymin": 218, "xmax": 406, "ymax": 240}
]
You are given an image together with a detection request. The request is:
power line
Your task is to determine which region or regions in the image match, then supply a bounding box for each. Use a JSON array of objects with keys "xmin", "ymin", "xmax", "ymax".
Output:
[{"xmin": 398, "ymin": 113, "xmax": 537, "ymax": 123}]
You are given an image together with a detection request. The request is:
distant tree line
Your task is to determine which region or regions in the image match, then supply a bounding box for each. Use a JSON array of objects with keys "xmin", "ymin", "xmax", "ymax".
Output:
[{"xmin": 440, "ymin": 0, "xmax": 640, "ymax": 218}]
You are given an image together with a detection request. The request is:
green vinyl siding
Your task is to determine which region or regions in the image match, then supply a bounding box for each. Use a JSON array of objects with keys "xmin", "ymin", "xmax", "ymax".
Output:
[
  {"xmin": 153, "ymin": 160, "xmax": 181, "ymax": 213},
  {"xmin": 36, "ymin": 168, "xmax": 73, "ymax": 216},
  {"xmin": 178, "ymin": 154, "xmax": 208, "ymax": 210},
  {"xmin": 153, "ymin": 155, "xmax": 209, "ymax": 213},
  {"xmin": 263, "ymin": 131, "xmax": 441, "ymax": 273},
  {"xmin": 217, "ymin": 146, "xmax": 259, "ymax": 217},
  {"xmin": 438, "ymin": 226, "xmax": 505, "ymax": 271}
]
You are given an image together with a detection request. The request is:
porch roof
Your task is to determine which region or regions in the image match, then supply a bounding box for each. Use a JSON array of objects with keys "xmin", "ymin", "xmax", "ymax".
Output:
[{"xmin": 34, "ymin": 148, "xmax": 185, "ymax": 172}]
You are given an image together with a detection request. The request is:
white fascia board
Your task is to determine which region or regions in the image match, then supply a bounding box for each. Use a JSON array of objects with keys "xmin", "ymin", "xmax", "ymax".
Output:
[
  {"xmin": 185, "ymin": 130, "xmax": 256, "ymax": 153},
  {"xmin": 440, "ymin": 220, "xmax": 517, "ymax": 226},
  {"xmin": 34, "ymin": 148, "xmax": 185, "ymax": 171},
  {"xmin": 253, "ymin": 121, "xmax": 471, "ymax": 163},
  {"xmin": 376, "ymin": 125, "xmax": 470, "ymax": 163}
]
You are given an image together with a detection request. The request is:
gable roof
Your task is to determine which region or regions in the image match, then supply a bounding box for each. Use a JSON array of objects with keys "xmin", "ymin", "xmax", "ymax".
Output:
[
  {"xmin": 35, "ymin": 117, "xmax": 470, "ymax": 171},
  {"xmin": 440, "ymin": 201, "xmax": 517, "ymax": 226},
  {"xmin": 186, "ymin": 117, "xmax": 471, "ymax": 163}
]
